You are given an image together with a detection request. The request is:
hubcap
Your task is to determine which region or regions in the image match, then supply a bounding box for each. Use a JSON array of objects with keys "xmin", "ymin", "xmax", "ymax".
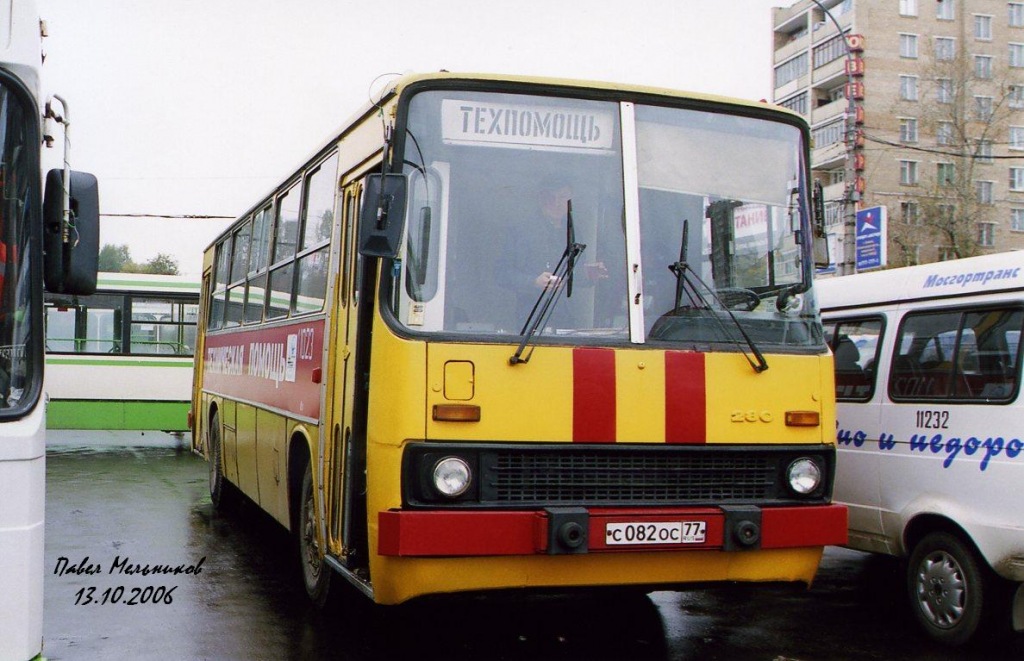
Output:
[{"xmin": 915, "ymin": 550, "xmax": 967, "ymax": 629}]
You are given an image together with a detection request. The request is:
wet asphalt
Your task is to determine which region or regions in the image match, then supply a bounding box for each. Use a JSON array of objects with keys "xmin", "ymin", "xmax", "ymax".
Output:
[{"xmin": 42, "ymin": 431, "xmax": 1024, "ymax": 660}]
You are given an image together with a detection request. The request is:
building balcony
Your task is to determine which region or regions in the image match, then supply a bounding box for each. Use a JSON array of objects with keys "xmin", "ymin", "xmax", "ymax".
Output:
[
  {"xmin": 812, "ymin": 141, "xmax": 847, "ymax": 170},
  {"xmin": 812, "ymin": 57, "xmax": 847, "ymax": 86},
  {"xmin": 774, "ymin": 72, "xmax": 811, "ymax": 97},
  {"xmin": 811, "ymin": 97, "xmax": 847, "ymax": 125},
  {"xmin": 822, "ymin": 180, "xmax": 846, "ymax": 202},
  {"xmin": 774, "ymin": 33, "xmax": 810, "ymax": 64},
  {"xmin": 773, "ymin": 2, "xmax": 810, "ymax": 32},
  {"xmin": 810, "ymin": 8, "xmax": 853, "ymax": 42}
]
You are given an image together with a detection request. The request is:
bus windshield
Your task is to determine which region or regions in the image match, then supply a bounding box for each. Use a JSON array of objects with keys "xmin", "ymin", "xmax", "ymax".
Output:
[
  {"xmin": 0, "ymin": 80, "xmax": 39, "ymax": 417},
  {"xmin": 393, "ymin": 89, "xmax": 820, "ymax": 349}
]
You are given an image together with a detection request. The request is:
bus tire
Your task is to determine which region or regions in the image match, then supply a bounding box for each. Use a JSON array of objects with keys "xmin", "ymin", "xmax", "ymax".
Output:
[
  {"xmin": 208, "ymin": 411, "xmax": 232, "ymax": 510},
  {"xmin": 299, "ymin": 461, "xmax": 331, "ymax": 606},
  {"xmin": 907, "ymin": 531, "xmax": 988, "ymax": 646}
]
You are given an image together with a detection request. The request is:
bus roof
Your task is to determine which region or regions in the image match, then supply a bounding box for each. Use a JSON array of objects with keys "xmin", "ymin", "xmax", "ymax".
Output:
[
  {"xmin": 382, "ymin": 71, "xmax": 799, "ymax": 118},
  {"xmin": 816, "ymin": 250, "xmax": 1024, "ymax": 312}
]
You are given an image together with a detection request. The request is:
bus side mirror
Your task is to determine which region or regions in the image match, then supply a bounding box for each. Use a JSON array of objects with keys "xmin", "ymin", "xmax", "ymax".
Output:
[
  {"xmin": 43, "ymin": 169, "xmax": 99, "ymax": 295},
  {"xmin": 812, "ymin": 180, "xmax": 831, "ymax": 269},
  {"xmin": 358, "ymin": 173, "xmax": 407, "ymax": 258}
]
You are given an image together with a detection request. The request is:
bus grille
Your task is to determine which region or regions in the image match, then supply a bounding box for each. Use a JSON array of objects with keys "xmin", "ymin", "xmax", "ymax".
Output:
[
  {"xmin": 403, "ymin": 443, "xmax": 835, "ymax": 508},
  {"xmin": 489, "ymin": 451, "xmax": 774, "ymax": 504}
]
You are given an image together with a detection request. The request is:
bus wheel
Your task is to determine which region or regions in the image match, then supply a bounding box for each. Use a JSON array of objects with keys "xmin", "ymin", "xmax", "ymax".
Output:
[
  {"xmin": 208, "ymin": 411, "xmax": 230, "ymax": 509},
  {"xmin": 907, "ymin": 531, "xmax": 987, "ymax": 645},
  {"xmin": 299, "ymin": 462, "xmax": 331, "ymax": 606}
]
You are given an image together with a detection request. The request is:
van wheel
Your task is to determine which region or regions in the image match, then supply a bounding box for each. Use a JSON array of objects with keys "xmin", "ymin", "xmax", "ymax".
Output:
[
  {"xmin": 299, "ymin": 462, "xmax": 331, "ymax": 606},
  {"xmin": 208, "ymin": 411, "xmax": 230, "ymax": 509},
  {"xmin": 907, "ymin": 531, "xmax": 987, "ymax": 645}
]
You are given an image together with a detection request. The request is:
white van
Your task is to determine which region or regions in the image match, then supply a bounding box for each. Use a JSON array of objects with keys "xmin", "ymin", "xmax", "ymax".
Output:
[{"xmin": 817, "ymin": 252, "xmax": 1024, "ymax": 645}]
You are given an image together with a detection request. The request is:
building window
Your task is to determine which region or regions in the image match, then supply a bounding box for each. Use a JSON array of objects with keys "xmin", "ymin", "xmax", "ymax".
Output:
[
  {"xmin": 1011, "ymin": 126, "xmax": 1024, "ymax": 150},
  {"xmin": 937, "ymin": 121, "xmax": 954, "ymax": 145},
  {"xmin": 1011, "ymin": 43, "xmax": 1024, "ymax": 67},
  {"xmin": 899, "ymin": 75, "xmax": 919, "ymax": 101},
  {"xmin": 937, "ymin": 205, "xmax": 957, "ymax": 225},
  {"xmin": 902, "ymin": 119, "xmax": 920, "ymax": 144},
  {"xmin": 900, "ymin": 0, "xmax": 917, "ymax": 16},
  {"xmin": 975, "ymin": 95, "xmax": 994, "ymax": 121},
  {"xmin": 775, "ymin": 53, "xmax": 808, "ymax": 88},
  {"xmin": 812, "ymin": 119, "xmax": 845, "ymax": 148},
  {"xmin": 813, "ymin": 32, "xmax": 849, "ymax": 69},
  {"xmin": 937, "ymin": 0, "xmax": 955, "ymax": 20},
  {"xmin": 978, "ymin": 222, "xmax": 996, "ymax": 247},
  {"xmin": 828, "ymin": 169, "xmax": 845, "ymax": 185},
  {"xmin": 936, "ymin": 77, "xmax": 953, "ymax": 104},
  {"xmin": 977, "ymin": 180, "xmax": 995, "ymax": 204},
  {"xmin": 1011, "ymin": 3, "xmax": 1024, "ymax": 28},
  {"xmin": 935, "ymin": 37, "xmax": 956, "ymax": 61},
  {"xmin": 901, "ymin": 201, "xmax": 920, "ymax": 225},
  {"xmin": 977, "ymin": 139, "xmax": 994, "ymax": 163},
  {"xmin": 937, "ymin": 162, "xmax": 956, "ymax": 186},
  {"xmin": 909, "ymin": 244, "xmax": 925, "ymax": 266},
  {"xmin": 1010, "ymin": 84, "xmax": 1024, "ymax": 108},
  {"xmin": 829, "ymin": 85, "xmax": 846, "ymax": 102},
  {"xmin": 975, "ymin": 15, "xmax": 993, "ymax": 41},
  {"xmin": 779, "ymin": 92, "xmax": 808, "ymax": 115},
  {"xmin": 901, "ymin": 160, "xmax": 920, "ymax": 185},
  {"xmin": 975, "ymin": 55, "xmax": 993, "ymax": 79},
  {"xmin": 938, "ymin": 247, "xmax": 958, "ymax": 261},
  {"xmin": 900, "ymin": 33, "xmax": 919, "ymax": 59},
  {"xmin": 1012, "ymin": 208, "xmax": 1024, "ymax": 231},
  {"xmin": 1011, "ymin": 167, "xmax": 1024, "ymax": 191}
]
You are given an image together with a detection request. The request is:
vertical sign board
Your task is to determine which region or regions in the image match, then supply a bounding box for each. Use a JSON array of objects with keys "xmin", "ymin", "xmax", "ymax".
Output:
[{"xmin": 855, "ymin": 206, "xmax": 887, "ymax": 272}]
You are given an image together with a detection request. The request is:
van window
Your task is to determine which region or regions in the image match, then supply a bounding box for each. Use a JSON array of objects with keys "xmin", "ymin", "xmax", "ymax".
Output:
[
  {"xmin": 826, "ymin": 317, "xmax": 883, "ymax": 401},
  {"xmin": 890, "ymin": 307, "xmax": 1023, "ymax": 402}
]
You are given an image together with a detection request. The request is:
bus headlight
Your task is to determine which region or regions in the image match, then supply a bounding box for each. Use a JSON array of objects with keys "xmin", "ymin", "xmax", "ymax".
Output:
[
  {"xmin": 432, "ymin": 457, "xmax": 472, "ymax": 498},
  {"xmin": 786, "ymin": 457, "xmax": 822, "ymax": 495}
]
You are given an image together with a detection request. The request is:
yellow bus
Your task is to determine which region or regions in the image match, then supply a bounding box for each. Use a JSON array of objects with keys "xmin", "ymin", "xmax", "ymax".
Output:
[{"xmin": 191, "ymin": 72, "xmax": 846, "ymax": 606}]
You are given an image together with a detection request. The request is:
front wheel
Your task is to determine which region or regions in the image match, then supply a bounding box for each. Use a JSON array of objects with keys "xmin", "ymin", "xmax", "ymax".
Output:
[
  {"xmin": 907, "ymin": 531, "xmax": 988, "ymax": 646},
  {"xmin": 299, "ymin": 462, "xmax": 331, "ymax": 606},
  {"xmin": 208, "ymin": 411, "xmax": 232, "ymax": 510}
]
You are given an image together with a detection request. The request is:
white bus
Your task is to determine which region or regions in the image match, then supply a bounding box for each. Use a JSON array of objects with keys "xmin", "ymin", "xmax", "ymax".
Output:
[
  {"xmin": 44, "ymin": 272, "xmax": 199, "ymax": 431},
  {"xmin": 0, "ymin": 3, "xmax": 98, "ymax": 659},
  {"xmin": 817, "ymin": 251, "xmax": 1024, "ymax": 645}
]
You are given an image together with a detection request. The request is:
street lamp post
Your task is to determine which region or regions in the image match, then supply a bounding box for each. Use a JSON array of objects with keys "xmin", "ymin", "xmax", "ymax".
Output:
[{"xmin": 808, "ymin": 0, "xmax": 860, "ymax": 275}]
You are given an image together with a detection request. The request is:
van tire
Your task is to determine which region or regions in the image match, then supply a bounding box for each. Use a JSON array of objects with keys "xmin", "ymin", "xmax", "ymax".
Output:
[
  {"xmin": 907, "ymin": 531, "xmax": 988, "ymax": 646},
  {"xmin": 298, "ymin": 461, "xmax": 331, "ymax": 607}
]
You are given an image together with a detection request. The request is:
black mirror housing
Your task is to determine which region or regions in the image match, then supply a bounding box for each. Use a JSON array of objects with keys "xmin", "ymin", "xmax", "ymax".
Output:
[
  {"xmin": 358, "ymin": 173, "xmax": 407, "ymax": 258},
  {"xmin": 43, "ymin": 169, "xmax": 99, "ymax": 295}
]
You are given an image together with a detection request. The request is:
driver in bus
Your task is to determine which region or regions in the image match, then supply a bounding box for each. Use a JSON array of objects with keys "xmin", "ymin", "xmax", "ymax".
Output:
[{"xmin": 501, "ymin": 181, "xmax": 607, "ymax": 326}]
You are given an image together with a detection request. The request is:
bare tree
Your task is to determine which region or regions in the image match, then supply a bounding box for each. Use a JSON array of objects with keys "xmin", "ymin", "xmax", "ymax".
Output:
[{"xmin": 883, "ymin": 42, "xmax": 1021, "ymax": 265}]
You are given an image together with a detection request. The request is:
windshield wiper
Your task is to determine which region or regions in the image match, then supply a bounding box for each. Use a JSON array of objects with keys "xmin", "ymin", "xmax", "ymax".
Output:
[
  {"xmin": 668, "ymin": 219, "xmax": 768, "ymax": 374},
  {"xmin": 510, "ymin": 200, "xmax": 586, "ymax": 365}
]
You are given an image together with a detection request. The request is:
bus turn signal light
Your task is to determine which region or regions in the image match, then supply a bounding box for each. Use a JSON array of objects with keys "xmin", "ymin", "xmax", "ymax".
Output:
[
  {"xmin": 433, "ymin": 404, "xmax": 481, "ymax": 422},
  {"xmin": 785, "ymin": 411, "xmax": 819, "ymax": 427}
]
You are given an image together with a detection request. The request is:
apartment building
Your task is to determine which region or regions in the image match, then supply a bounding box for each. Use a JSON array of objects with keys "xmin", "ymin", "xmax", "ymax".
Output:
[{"xmin": 772, "ymin": 0, "xmax": 1024, "ymax": 269}]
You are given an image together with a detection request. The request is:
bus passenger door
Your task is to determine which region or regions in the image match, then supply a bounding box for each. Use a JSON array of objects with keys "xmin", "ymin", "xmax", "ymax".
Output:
[{"xmin": 323, "ymin": 182, "xmax": 362, "ymax": 563}]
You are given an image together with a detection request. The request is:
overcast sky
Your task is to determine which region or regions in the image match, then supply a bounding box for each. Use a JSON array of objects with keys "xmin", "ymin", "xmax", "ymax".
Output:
[{"xmin": 37, "ymin": 0, "xmax": 785, "ymax": 276}]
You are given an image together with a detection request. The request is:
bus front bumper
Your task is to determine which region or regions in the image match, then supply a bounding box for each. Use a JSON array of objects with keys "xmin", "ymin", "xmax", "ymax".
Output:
[{"xmin": 378, "ymin": 504, "xmax": 847, "ymax": 557}]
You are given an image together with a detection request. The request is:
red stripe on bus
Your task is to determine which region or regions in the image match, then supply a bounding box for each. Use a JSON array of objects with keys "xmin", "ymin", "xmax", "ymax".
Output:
[
  {"xmin": 665, "ymin": 351, "xmax": 706, "ymax": 444},
  {"xmin": 760, "ymin": 504, "xmax": 848, "ymax": 548},
  {"xmin": 573, "ymin": 348, "xmax": 616, "ymax": 443},
  {"xmin": 378, "ymin": 511, "xmax": 547, "ymax": 556}
]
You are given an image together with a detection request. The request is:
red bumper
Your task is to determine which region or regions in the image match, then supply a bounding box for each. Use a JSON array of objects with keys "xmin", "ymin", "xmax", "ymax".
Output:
[{"xmin": 378, "ymin": 504, "xmax": 848, "ymax": 557}]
